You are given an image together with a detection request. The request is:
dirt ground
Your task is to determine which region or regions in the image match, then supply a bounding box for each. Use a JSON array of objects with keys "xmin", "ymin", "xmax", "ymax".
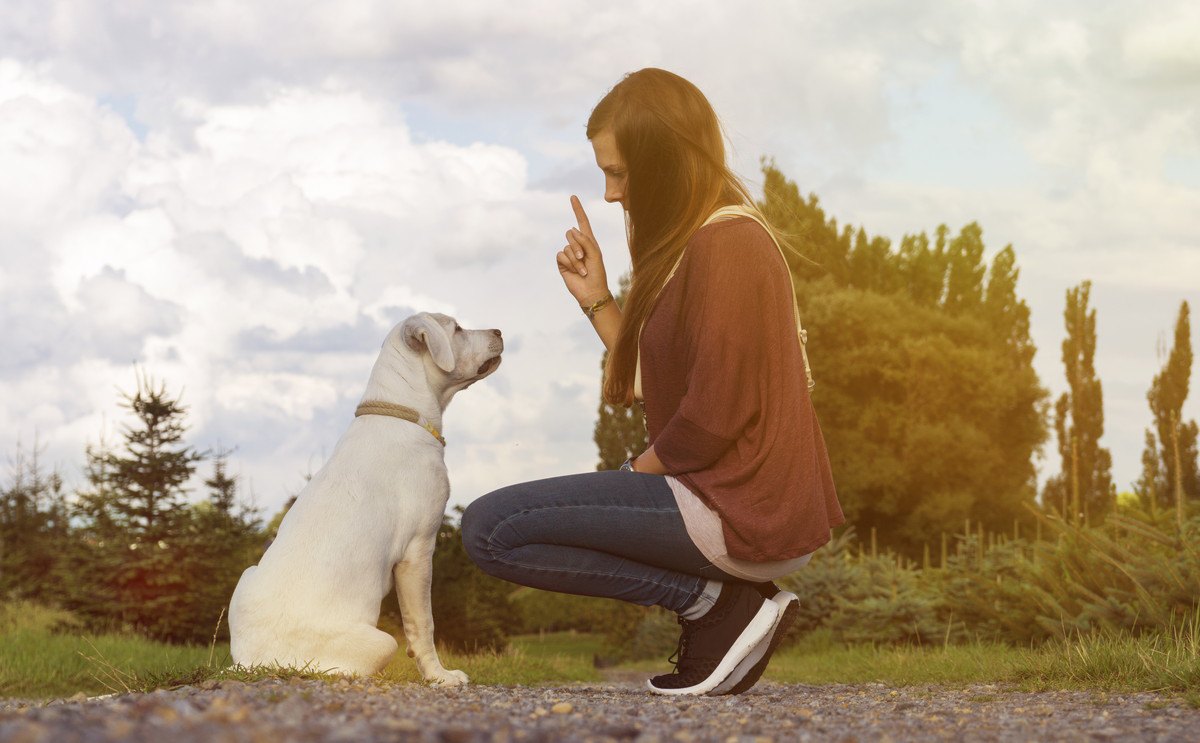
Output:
[{"xmin": 2, "ymin": 679, "xmax": 1198, "ymax": 742}]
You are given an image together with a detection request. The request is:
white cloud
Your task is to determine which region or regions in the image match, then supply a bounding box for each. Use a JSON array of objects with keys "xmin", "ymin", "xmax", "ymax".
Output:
[
  {"xmin": 0, "ymin": 59, "xmax": 136, "ymax": 243},
  {"xmin": 0, "ymin": 59, "xmax": 604, "ymax": 514},
  {"xmin": 1122, "ymin": 5, "xmax": 1200, "ymax": 83}
]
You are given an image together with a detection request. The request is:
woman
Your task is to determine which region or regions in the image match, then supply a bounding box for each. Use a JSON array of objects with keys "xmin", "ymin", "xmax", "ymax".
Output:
[{"xmin": 462, "ymin": 68, "xmax": 843, "ymax": 696}]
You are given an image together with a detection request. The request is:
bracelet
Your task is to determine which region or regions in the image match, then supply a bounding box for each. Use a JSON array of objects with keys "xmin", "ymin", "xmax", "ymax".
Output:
[{"xmin": 581, "ymin": 293, "xmax": 614, "ymax": 320}]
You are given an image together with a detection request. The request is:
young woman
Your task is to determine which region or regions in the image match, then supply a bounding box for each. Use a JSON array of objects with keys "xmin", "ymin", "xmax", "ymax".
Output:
[{"xmin": 462, "ymin": 68, "xmax": 843, "ymax": 696}]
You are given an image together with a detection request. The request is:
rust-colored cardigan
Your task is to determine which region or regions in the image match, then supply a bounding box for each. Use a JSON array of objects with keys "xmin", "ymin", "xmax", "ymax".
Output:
[{"xmin": 642, "ymin": 217, "xmax": 845, "ymax": 562}]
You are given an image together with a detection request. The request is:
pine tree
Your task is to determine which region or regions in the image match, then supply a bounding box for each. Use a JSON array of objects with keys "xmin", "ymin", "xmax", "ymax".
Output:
[
  {"xmin": 1046, "ymin": 281, "xmax": 1114, "ymax": 523},
  {"xmin": 69, "ymin": 372, "xmax": 204, "ymax": 639},
  {"xmin": 594, "ymin": 272, "xmax": 648, "ymax": 470},
  {"xmin": 1141, "ymin": 301, "xmax": 1199, "ymax": 519},
  {"xmin": 76, "ymin": 372, "xmax": 202, "ymax": 541},
  {"xmin": 0, "ymin": 439, "xmax": 69, "ymax": 603},
  {"xmin": 175, "ymin": 447, "xmax": 263, "ymax": 642}
]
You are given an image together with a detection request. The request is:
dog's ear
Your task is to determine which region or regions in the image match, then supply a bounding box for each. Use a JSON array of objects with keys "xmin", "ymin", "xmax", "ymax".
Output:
[{"xmin": 402, "ymin": 314, "xmax": 456, "ymax": 373}]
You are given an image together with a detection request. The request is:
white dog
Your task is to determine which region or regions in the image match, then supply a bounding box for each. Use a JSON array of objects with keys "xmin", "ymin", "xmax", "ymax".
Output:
[{"xmin": 228, "ymin": 312, "xmax": 503, "ymax": 683}]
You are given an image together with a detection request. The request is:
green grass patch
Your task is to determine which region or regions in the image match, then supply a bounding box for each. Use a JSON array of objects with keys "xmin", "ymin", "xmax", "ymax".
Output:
[
  {"xmin": 3, "ymin": 616, "xmax": 1195, "ymax": 700},
  {"xmin": 511, "ymin": 630, "xmax": 605, "ymax": 661},
  {"xmin": 376, "ymin": 632, "xmax": 602, "ymax": 686},
  {"xmin": 1013, "ymin": 614, "xmax": 1200, "ymax": 694},
  {"xmin": 619, "ymin": 628, "xmax": 1026, "ymax": 686},
  {"xmin": 0, "ymin": 629, "xmax": 225, "ymax": 699},
  {"xmin": 760, "ymin": 623, "xmax": 1199, "ymax": 694},
  {"xmin": 0, "ymin": 630, "xmax": 604, "ymax": 700},
  {"xmin": 614, "ymin": 622, "xmax": 1199, "ymax": 695},
  {"xmin": 763, "ymin": 640, "xmax": 1026, "ymax": 686}
]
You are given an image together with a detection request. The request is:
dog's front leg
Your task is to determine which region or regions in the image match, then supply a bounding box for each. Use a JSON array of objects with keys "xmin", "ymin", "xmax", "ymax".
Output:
[{"xmin": 394, "ymin": 542, "xmax": 469, "ymax": 686}]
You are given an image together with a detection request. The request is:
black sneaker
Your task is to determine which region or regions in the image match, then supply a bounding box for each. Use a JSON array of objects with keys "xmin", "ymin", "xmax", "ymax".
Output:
[
  {"xmin": 646, "ymin": 583, "xmax": 779, "ymax": 696},
  {"xmin": 708, "ymin": 588, "xmax": 799, "ymax": 695}
]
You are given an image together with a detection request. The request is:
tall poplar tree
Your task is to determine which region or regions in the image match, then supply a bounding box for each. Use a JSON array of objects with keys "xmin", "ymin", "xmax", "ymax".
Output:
[
  {"xmin": 975, "ymin": 245, "xmax": 1047, "ymax": 528},
  {"xmin": 942, "ymin": 223, "xmax": 986, "ymax": 315},
  {"xmin": 1045, "ymin": 281, "xmax": 1114, "ymax": 523},
  {"xmin": 1137, "ymin": 301, "xmax": 1199, "ymax": 515},
  {"xmin": 896, "ymin": 231, "xmax": 947, "ymax": 308}
]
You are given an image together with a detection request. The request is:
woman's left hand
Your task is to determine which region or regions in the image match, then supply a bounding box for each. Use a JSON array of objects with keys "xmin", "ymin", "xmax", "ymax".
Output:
[{"xmin": 557, "ymin": 195, "xmax": 611, "ymax": 306}]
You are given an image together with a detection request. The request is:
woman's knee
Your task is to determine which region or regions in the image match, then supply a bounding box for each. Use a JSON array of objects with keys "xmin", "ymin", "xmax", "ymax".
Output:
[
  {"xmin": 460, "ymin": 487, "xmax": 517, "ymax": 569},
  {"xmin": 459, "ymin": 498, "xmax": 489, "ymax": 566}
]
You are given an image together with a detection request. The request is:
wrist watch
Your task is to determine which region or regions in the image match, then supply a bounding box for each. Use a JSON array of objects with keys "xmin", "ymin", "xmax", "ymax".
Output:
[{"xmin": 619, "ymin": 456, "xmax": 637, "ymax": 472}]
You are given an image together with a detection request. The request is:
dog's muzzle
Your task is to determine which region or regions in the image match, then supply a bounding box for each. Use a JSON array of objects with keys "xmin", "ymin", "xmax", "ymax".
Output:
[{"xmin": 476, "ymin": 356, "xmax": 501, "ymax": 375}]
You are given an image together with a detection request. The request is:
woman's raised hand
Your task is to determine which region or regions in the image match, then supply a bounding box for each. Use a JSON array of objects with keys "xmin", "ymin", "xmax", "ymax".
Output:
[{"xmin": 558, "ymin": 195, "xmax": 610, "ymax": 306}]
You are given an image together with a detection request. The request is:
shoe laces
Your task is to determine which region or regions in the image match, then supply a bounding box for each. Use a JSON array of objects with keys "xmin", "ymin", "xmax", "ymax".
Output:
[{"xmin": 667, "ymin": 615, "xmax": 695, "ymax": 670}]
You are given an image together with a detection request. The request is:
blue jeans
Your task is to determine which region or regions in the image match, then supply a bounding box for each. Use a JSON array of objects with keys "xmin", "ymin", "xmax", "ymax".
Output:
[{"xmin": 461, "ymin": 470, "xmax": 746, "ymax": 614}]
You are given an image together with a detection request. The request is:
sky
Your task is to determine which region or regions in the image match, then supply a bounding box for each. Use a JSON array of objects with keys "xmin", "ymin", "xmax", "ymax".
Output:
[{"xmin": 1, "ymin": 1, "xmax": 1197, "ymax": 519}]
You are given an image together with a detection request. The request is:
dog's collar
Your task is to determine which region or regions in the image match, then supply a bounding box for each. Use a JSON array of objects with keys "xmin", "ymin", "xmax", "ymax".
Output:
[{"xmin": 355, "ymin": 401, "xmax": 446, "ymax": 446}]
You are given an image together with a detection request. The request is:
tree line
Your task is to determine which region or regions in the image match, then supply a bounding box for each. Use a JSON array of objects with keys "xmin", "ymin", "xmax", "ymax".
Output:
[
  {"xmin": 3, "ymin": 162, "xmax": 1197, "ymax": 646},
  {"xmin": 0, "ymin": 372, "xmax": 516, "ymax": 650},
  {"xmin": 1, "ymin": 373, "xmax": 262, "ymax": 644}
]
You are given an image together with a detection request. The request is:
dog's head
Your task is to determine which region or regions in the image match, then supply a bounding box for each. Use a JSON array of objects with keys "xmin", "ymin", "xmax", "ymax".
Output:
[{"xmin": 394, "ymin": 312, "xmax": 503, "ymax": 399}]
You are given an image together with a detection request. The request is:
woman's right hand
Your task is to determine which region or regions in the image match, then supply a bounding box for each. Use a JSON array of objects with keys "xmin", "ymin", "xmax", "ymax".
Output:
[{"xmin": 557, "ymin": 195, "xmax": 611, "ymax": 306}]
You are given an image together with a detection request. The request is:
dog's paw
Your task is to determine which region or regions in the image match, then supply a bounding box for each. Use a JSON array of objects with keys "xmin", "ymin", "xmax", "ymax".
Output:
[{"xmin": 427, "ymin": 669, "xmax": 469, "ymax": 687}]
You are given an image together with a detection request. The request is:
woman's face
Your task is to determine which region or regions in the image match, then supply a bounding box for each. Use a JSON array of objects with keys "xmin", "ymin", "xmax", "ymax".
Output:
[{"xmin": 590, "ymin": 129, "xmax": 628, "ymax": 208}]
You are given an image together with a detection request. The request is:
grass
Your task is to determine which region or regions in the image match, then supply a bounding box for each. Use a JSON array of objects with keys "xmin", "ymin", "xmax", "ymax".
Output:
[
  {"xmin": 2, "ymin": 609, "xmax": 1196, "ymax": 703},
  {"xmin": 376, "ymin": 632, "xmax": 603, "ymax": 686},
  {"xmin": 0, "ymin": 628, "xmax": 604, "ymax": 700},
  {"xmin": 763, "ymin": 623, "xmax": 1200, "ymax": 701},
  {"xmin": 604, "ymin": 621, "xmax": 1200, "ymax": 704},
  {"xmin": 1014, "ymin": 613, "xmax": 1200, "ymax": 696},
  {"xmin": 0, "ymin": 629, "xmax": 224, "ymax": 698}
]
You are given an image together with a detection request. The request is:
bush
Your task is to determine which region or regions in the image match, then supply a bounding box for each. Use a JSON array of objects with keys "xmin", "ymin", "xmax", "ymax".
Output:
[
  {"xmin": 0, "ymin": 600, "xmax": 81, "ymax": 636},
  {"xmin": 776, "ymin": 503, "xmax": 1200, "ymax": 649}
]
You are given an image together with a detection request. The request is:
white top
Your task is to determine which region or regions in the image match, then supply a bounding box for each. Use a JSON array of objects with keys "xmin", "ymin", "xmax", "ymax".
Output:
[{"xmin": 666, "ymin": 475, "xmax": 813, "ymax": 582}]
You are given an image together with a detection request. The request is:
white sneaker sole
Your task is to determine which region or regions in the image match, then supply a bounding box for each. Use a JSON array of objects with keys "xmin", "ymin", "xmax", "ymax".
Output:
[
  {"xmin": 645, "ymin": 598, "xmax": 780, "ymax": 696},
  {"xmin": 707, "ymin": 591, "xmax": 799, "ymax": 695}
]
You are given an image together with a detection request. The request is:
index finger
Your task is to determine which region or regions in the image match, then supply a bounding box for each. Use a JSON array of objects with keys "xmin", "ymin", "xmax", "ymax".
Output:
[{"xmin": 570, "ymin": 195, "xmax": 594, "ymax": 238}]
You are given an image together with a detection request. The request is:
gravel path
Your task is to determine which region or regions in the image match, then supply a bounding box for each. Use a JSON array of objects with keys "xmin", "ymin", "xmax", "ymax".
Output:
[{"xmin": 2, "ymin": 679, "xmax": 1198, "ymax": 742}]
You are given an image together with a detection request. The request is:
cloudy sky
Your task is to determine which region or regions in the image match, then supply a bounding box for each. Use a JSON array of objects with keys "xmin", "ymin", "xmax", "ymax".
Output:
[{"xmin": 2, "ymin": 1, "xmax": 1197, "ymax": 518}]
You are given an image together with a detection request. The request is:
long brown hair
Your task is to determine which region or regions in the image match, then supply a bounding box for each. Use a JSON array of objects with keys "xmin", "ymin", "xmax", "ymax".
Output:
[{"xmin": 588, "ymin": 68, "xmax": 757, "ymax": 407}]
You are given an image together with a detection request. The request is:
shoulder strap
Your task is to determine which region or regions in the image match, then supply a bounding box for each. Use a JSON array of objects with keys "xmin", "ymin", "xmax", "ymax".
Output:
[
  {"xmin": 702, "ymin": 206, "xmax": 816, "ymax": 393},
  {"xmin": 634, "ymin": 204, "xmax": 816, "ymax": 402}
]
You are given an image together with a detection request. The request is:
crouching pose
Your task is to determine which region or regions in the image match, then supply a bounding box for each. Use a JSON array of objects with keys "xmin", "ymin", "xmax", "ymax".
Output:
[{"xmin": 462, "ymin": 69, "xmax": 844, "ymax": 696}]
